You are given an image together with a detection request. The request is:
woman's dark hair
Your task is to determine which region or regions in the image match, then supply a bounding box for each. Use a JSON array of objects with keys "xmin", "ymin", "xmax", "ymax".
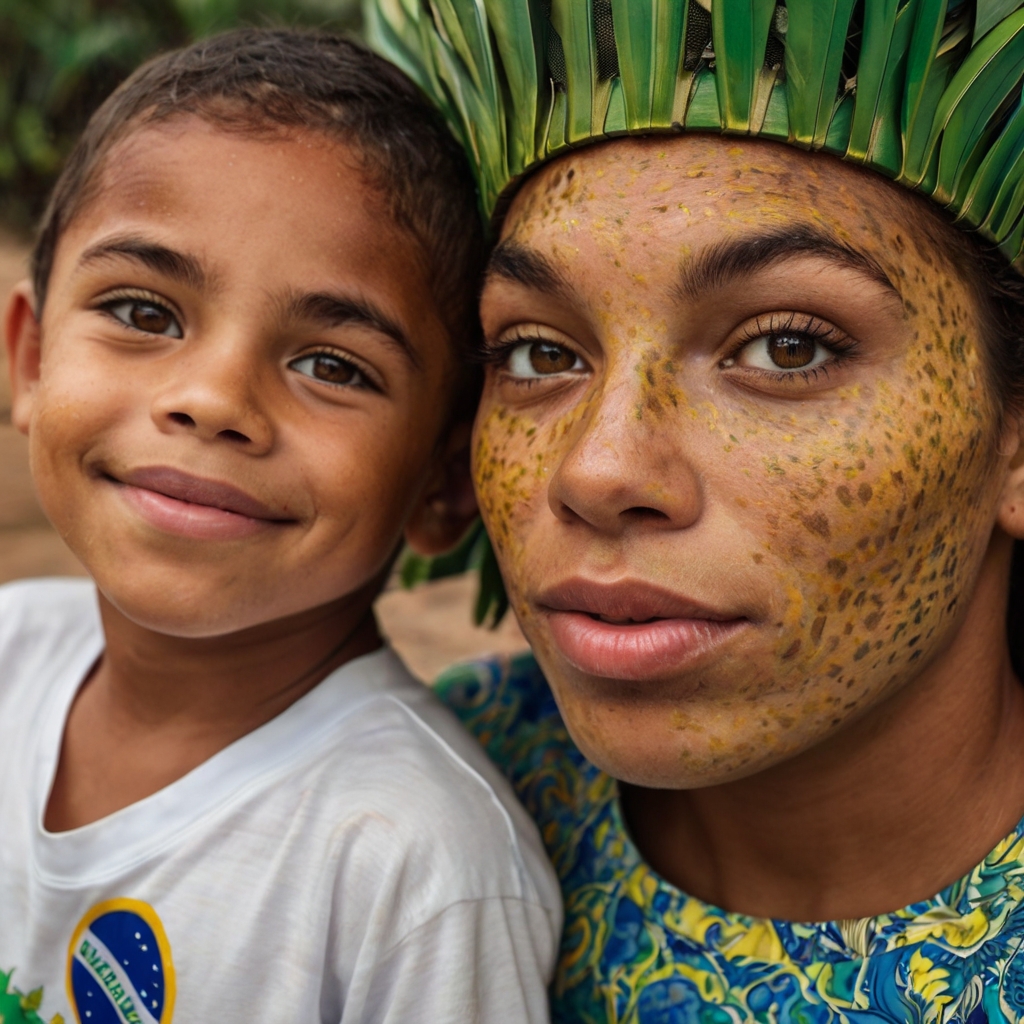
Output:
[
  {"xmin": 947, "ymin": 229, "xmax": 1024, "ymax": 678},
  {"xmin": 29, "ymin": 27, "xmax": 485, "ymax": 352}
]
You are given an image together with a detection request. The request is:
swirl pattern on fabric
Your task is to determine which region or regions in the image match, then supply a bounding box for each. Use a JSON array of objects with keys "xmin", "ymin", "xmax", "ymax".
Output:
[{"xmin": 436, "ymin": 653, "xmax": 1024, "ymax": 1024}]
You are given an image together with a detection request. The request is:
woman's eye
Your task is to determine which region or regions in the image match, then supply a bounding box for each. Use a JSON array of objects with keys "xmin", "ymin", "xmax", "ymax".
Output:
[
  {"xmin": 289, "ymin": 352, "xmax": 364, "ymax": 388},
  {"xmin": 106, "ymin": 299, "xmax": 182, "ymax": 338},
  {"xmin": 733, "ymin": 332, "xmax": 832, "ymax": 372},
  {"xmin": 506, "ymin": 340, "xmax": 584, "ymax": 378}
]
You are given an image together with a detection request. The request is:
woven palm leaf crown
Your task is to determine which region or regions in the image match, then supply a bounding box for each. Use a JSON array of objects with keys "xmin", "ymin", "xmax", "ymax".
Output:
[{"xmin": 368, "ymin": 0, "xmax": 1024, "ymax": 269}]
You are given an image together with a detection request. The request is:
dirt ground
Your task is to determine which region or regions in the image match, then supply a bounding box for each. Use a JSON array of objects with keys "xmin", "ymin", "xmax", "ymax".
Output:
[{"xmin": 0, "ymin": 234, "xmax": 526, "ymax": 682}]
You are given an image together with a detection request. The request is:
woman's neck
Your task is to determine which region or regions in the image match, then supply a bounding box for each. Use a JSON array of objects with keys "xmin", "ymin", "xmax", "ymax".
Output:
[
  {"xmin": 44, "ymin": 587, "xmax": 383, "ymax": 832},
  {"xmin": 620, "ymin": 532, "xmax": 1024, "ymax": 922}
]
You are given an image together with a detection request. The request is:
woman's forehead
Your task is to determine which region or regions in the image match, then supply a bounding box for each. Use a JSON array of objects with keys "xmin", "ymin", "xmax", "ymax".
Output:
[{"xmin": 501, "ymin": 134, "xmax": 927, "ymax": 261}]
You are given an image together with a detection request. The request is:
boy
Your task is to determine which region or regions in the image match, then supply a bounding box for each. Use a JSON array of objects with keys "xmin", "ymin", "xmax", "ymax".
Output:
[
  {"xmin": 0, "ymin": 28, "xmax": 560, "ymax": 1023},
  {"xmin": 370, "ymin": 0, "xmax": 1024, "ymax": 1021}
]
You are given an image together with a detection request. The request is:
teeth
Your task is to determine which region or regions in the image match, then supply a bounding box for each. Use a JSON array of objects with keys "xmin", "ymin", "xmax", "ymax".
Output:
[{"xmin": 593, "ymin": 614, "xmax": 658, "ymax": 625}]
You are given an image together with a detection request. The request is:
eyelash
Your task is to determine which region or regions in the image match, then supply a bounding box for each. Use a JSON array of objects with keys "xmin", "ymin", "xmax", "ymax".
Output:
[
  {"xmin": 478, "ymin": 326, "xmax": 551, "ymax": 366},
  {"xmin": 289, "ymin": 347, "xmax": 382, "ymax": 393},
  {"xmin": 95, "ymin": 288, "xmax": 180, "ymax": 332},
  {"xmin": 723, "ymin": 312, "xmax": 858, "ymax": 384},
  {"xmin": 481, "ymin": 313, "xmax": 857, "ymax": 388}
]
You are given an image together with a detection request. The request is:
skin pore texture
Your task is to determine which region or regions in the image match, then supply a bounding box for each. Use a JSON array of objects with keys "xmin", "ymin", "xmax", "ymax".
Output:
[
  {"xmin": 476, "ymin": 134, "xmax": 1024, "ymax": 922},
  {"xmin": 4, "ymin": 119, "xmax": 474, "ymax": 831}
]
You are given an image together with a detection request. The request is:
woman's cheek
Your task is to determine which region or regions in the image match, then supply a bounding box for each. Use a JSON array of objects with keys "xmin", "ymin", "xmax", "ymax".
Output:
[{"xmin": 737, "ymin": 313, "xmax": 1001, "ymax": 719}]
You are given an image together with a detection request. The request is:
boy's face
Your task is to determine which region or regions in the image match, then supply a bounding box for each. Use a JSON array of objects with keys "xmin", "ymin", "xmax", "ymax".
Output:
[
  {"xmin": 477, "ymin": 135, "xmax": 1017, "ymax": 788},
  {"xmin": 7, "ymin": 120, "xmax": 464, "ymax": 637}
]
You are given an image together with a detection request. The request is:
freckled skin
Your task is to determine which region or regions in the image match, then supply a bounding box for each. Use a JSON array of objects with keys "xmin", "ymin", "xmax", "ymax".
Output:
[{"xmin": 475, "ymin": 135, "xmax": 1024, "ymax": 919}]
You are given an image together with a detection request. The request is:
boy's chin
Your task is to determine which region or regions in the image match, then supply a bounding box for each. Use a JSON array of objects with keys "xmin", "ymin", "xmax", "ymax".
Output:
[{"xmin": 85, "ymin": 562, "xmax": 305, "ymax": 639}]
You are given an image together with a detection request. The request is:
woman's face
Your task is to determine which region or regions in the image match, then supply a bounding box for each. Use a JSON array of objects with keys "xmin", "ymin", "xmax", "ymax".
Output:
[{"xmin": 476, "ymin": 134, "xmax": 1013, "ymax": 788}]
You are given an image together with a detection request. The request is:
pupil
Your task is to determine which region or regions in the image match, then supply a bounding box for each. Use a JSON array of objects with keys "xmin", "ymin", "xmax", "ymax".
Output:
[
  {"xmin": 767, "ymin": 334, "xmax": 816, "ymax": 369},
  {"xmin": 313, "ymin": 356, "xmax": 355, "ymax": 384},
  {"xmin": 132, "ymin": 304, "xmax": 171, "ymax": 333},
  {"xmin": 529, "ymin": 342, "xmax": 574, "ymax": 374}
]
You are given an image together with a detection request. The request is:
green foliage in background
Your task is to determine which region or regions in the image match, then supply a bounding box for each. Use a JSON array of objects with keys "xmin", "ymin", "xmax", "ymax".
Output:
[
  {"xmin": 0, "ymin": 0, "xmax": 361, "ymax": 233},
  {"xmin": 401, "ymin": 520, "xmax": 509, "ymax": 628}
]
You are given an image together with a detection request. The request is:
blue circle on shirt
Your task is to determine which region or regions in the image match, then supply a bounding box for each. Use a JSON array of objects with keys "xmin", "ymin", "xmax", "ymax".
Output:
[{"xmin": 67, "ymin": 900, "xmax": 174, "ymax": 1024}]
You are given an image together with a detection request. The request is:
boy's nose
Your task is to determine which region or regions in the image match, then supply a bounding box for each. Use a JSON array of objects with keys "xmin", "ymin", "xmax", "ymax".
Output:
[
  {"xmin": 151, "ymin": 348, "xmax": 273, "ymax": 452},
  {"xmin": 547, "ymin": 380, "xmax": 703, "ymax": 537}
]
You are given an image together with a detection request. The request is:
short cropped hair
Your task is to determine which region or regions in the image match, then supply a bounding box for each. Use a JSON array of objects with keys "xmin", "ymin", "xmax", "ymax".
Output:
[{"xmin": 30, "ymin": 28, "xmax": 485, "ymax": 351}]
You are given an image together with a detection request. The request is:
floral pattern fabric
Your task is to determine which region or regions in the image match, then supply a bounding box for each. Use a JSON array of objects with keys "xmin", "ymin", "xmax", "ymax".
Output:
[{"xmin": 435, "ymin": 652, "xmax": 1024, "ymax": 1024}]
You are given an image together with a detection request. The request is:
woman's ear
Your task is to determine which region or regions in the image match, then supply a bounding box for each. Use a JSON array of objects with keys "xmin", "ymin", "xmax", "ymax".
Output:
[
  {"xmin": 999, "ymin": 413, "xmax": 1024, "ymax": 539},
  {"xmin": 404, "ymin": 420, "xmax": 480, "ymax": 556},
  {"xmin": 4, "ymin": 280, "xmax": 42, "ymax": 435}
]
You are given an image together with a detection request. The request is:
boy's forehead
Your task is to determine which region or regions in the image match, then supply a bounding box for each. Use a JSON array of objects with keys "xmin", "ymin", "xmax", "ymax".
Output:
[{"xmin": 57, "ymin": 120, "xmax": 420, "ymax": 293}]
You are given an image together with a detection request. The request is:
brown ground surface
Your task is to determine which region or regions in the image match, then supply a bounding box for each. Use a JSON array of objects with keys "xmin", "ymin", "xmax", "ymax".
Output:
[{"xmin": 0, "ymin": 234, "xmax": 526, "ymax": 682}]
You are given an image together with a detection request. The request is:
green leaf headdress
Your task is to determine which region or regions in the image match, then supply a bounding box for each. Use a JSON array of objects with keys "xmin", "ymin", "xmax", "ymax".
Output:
[
  {"xmin": 367, "ymin": 0, "xmax": 1024, "ymax": 257},
  {"xmin": 368, "ymin": 0, "xmax": 1024, "ymax": 623}
]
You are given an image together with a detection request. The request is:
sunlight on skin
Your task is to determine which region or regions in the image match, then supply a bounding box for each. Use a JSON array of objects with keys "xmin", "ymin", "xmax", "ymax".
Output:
[{"xmin": 475, "ymin": 135, "xmax": 1013, "ymax": 792}]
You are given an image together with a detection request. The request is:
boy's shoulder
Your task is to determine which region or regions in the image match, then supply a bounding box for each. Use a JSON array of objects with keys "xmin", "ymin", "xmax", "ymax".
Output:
[
  {"xmin": 0, "ymin": 577, "xmax": 100, "ymax": 697},
  {"xmin": 434, "ymin": 652, "xmax": 613, "ymax": 873},
  {"xmin": 434, "ymin": 650, "xmax": 573, "ymax": 785},
  {"xmin": 0, "ymin": 575, "xmax": 97, "ymax": 625},
  {"xmin": 281, "ymin": 649, "xmax": 561, "ymax": 919}
]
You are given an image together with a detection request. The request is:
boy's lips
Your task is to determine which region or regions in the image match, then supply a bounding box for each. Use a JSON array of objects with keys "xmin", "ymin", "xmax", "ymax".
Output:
[
  {"xmin": 535, "ymin": 578, "xmax": 748, "ymax": 680},
  {"xmin": 108, "ymin": 466, "xmax": 296, "ymax": 541}
]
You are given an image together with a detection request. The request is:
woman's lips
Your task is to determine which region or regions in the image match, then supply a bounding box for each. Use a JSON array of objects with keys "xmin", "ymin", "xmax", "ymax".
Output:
[
  {"xmin": 109, "ymin": 466, "xmax": 294, "ymax": 541},
  {"xmin": 537, "ymin": 579, "xmax": 747, "ymax": 680}
]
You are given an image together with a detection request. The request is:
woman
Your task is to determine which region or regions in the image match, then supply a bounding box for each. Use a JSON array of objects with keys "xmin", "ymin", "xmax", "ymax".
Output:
[{"xmin": 370, "ymin": 1, "xmax": 1024, "ymax": 1020}]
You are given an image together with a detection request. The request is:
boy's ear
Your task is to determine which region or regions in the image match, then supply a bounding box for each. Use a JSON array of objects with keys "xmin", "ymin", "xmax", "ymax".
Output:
[
  {"xmin": 999, "ymin": 413, "xmax": 1024, "ymax": 539},
  {"xmin": 405, "ymin": 420, "xmax": 479, "ymax": 556},
  {"xmin": 4, "ymin": 280, "xmax": 42, "ymax": 436}
]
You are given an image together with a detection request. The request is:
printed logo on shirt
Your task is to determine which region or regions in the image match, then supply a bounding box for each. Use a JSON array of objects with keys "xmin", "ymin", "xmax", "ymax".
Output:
[{"xmin": 66, "ymin": 900, "xmax": 175, "ymax": 1024}]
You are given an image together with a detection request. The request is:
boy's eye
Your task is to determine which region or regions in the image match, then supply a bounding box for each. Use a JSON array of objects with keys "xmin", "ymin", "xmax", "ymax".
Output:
[
  {"xmin": 734, "ymin": 332, "xmax": 831, "ymax": 372},
  {"xmin": 289, "ymin": 352, "xmax": 365, "ymax": 388},
  {"xmin": 105, "ymin": 299, "xmax": 183, "ymax": 339},
  {"xmin": 506, "ymin": 340, "xmax": 584, "ymax": 378}
]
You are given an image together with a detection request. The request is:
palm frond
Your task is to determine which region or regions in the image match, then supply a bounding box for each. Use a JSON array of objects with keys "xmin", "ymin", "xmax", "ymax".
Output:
[
  {"xmin": 365, "ymin": 0, "xmax": 1024, "ymax": 621},
  {"xmin": 712, "ymin": 0, "xmax": 775, "ymax": 131}
]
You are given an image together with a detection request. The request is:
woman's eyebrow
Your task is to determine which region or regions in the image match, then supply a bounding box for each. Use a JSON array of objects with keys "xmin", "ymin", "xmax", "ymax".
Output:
[
  {"xmin": 485, "ymin": 240, "xmax": 568, "ymax": 297},
  {"xmin": 78, "ymin": 234, "xmax": 210, "ymax": 292},
  {"xmin": 676, "ymin": 225, "xmax": 898, "ymax": 302}
]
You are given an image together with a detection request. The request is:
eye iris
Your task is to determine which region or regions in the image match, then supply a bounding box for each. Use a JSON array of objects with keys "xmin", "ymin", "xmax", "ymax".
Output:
[
  {"xmin": 767, "ymin": 334, "xmax": 816, "ymax": 369},
  {"xmin": 131, "ymin": 304, "xmax": 172, "ymax": 333},
  {"xmin": 312, "ymin": 355, "xmax": 356, "ymax": 384},
  {"xmin": 529, "ymin": 342, "xmax": 575, "ymax": 374}
]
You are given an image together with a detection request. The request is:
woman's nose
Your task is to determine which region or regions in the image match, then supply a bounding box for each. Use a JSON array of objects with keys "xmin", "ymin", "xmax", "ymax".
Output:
[{"xmin": 547, "ymin": 377, "xmax": 704, "ymax": 536}]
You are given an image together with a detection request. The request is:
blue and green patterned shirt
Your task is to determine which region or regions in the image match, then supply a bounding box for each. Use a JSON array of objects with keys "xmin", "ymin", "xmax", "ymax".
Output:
[{"xmin": 436, "ymin": 652, "xmax": 1024, "ymax": 1024}]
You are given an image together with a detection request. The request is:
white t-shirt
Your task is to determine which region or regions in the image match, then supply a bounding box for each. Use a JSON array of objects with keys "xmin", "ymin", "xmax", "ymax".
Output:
[{"xmin": 0, "ymin": 578, "xmax": 561, "ymax": 1023}]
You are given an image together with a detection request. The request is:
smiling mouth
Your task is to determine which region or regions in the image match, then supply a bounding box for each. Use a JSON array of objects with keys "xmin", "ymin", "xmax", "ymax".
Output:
[{"xmin": 104, "ymin": 465, "xmax": 296, "ymax": 540}]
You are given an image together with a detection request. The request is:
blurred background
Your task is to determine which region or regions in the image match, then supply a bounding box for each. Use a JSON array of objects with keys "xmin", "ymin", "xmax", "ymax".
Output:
[{"xmin": 0, "ymin": 0, "xmax": 526, "ymax": 679}]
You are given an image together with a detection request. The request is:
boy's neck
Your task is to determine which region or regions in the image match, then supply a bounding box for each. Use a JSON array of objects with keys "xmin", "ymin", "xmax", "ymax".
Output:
[
  {"xmin": 44, "ymin": 586, "xmax": 383, "ymax": 833},
  {"xmin": 621, "ymin": 530, "xmax": 1024, "ymax": 922}
]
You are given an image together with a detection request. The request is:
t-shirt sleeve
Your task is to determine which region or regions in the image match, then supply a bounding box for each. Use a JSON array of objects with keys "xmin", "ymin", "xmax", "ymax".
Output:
[{"xmin": 339, "ymin": 897, "xmax": 556, "ymax": 1024}]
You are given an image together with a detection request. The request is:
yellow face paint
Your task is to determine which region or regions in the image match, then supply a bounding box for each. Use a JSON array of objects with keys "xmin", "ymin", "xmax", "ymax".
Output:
[{"xmin": 474, "ymin": 134, "xmax": 1007, "ymax": 788}]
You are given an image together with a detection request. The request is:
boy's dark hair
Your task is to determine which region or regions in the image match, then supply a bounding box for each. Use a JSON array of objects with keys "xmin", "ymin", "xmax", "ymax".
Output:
[{"xmin": 30, "ymin": 28, "xmax": 485, "ymax": 353}]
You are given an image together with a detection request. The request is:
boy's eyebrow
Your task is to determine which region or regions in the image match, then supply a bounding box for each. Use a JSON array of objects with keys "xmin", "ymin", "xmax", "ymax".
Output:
[
  {"xmin": 486, "ymin": 240, "xmax": 569, "ymax": 298},
  {"xmin": 79, "ymin": 235, "xmax": 210, "ymax": 292},
  {"xmin": 675, "ymin": 225, "xmax": 899, "ymax": 301},
  {"xmin": 284, "ymin": 291, "xmax": 421, "ymax": 368}
]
